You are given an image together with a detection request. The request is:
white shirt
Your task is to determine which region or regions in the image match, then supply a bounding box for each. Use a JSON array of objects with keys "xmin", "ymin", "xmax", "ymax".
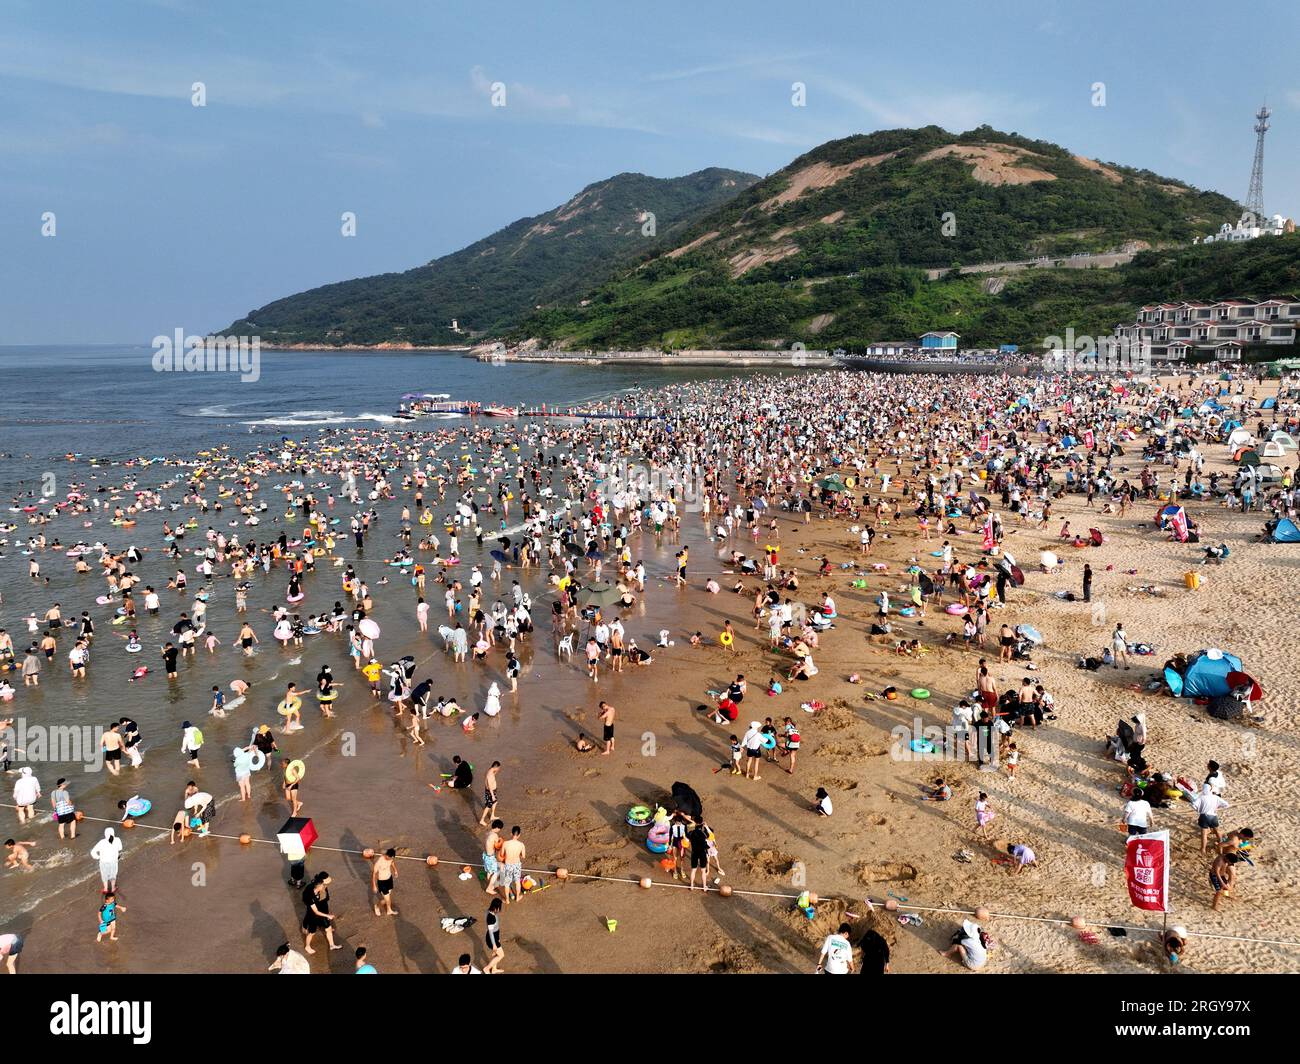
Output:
[
  {"xmin": 451, "ymin": 964, "xmax": 482, "ymax": 974},
  {"xmin": 819, "ymin": 933, "xmax": 852, "ymax": 974},
  {"xmin": 1122, "ymin": 799, "xmax": 1151, "ymax": 827}
]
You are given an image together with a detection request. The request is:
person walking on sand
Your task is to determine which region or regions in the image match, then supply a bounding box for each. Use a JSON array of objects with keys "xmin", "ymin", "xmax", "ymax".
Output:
[
  {"xmin": 483, "ymin": 896, "xmax": 505, "ymax": 973},
  {"xmin": 371, "ymin": 848, "xmax": 399, "ymax": 916},
  {"xmin": 686, "ymin": 817, "xmax": 710, "ymax": 892},
  {"xmin": 479, "ymin": 761, "xmax": 501, "ymax": 825},
  {"xmin": 598, "ymin": 700, "xmax": 616, "ymax": 756},
  {"xmin": 1112, "ymin": 622, "xmax": 1130, "ymax": 669},
  {"xmin": 974, "ymin": 792, "xmax": 994, "ymax": 838},
  {"xmin": 301, "ymin": 871, "xmax": 342, "ymax": 954},
  {"xmin": 741, "ymin": 721, "xmax": 765, "ymax": 780}
]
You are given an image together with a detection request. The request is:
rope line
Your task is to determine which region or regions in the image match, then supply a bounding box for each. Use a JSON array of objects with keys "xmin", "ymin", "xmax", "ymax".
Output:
[{"xmin": 9, "ymin": 804, "xmax": 1297, "ymax": 950}]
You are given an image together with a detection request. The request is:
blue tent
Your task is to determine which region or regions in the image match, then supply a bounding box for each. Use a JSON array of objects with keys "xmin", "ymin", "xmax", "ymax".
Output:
[
  {"xmin": 1272, "ymin": 517, "xmax": 1300, "ymax": 543},
  {"xmin": 1165, "ymin": 650, "xmax": 1243, "ymax": 698},
  {"xmin": 1060, "ymin": 435, "xmax": 1076, "ymax": 447},
  {"xmin": 1261, "ymin": 397, "xmax": 1277, "ymax": 410}
]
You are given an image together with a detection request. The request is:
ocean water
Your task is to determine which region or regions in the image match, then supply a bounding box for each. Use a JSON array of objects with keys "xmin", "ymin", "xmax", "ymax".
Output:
[
  {"xmin": 0, "ymin": 345, "xmax": 787, "ymax": 924},
  {"xmin": 0, "ymin": 345, "xmax": 761, "ymax": 470}
]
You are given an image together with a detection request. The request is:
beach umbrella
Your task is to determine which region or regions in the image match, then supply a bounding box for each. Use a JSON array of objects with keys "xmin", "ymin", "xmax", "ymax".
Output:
[
  {"xmin": 564, "ymin": 542, "xmax": 585, "ymax": 558},
  {"xmin": 576, "ymin": 582, "xmax": 622, "ymax": 609},
  {"xmin": 585, "ymin": 546, "xmax": 604, "ymax": 560},
  {"xmin": 1225, "ymin": 670, "xmax": 1263, "ymax": 701},
  {"xmin": 358, "ymin": 618, "xmax": 381, "ymax": 640},
  {"xmin": 490, "ymin": 549, "xmax": 508, "ymax": 563},
  {"xmin": 817, "ymin": 475, "xmax": 846, "ymax": 493}
]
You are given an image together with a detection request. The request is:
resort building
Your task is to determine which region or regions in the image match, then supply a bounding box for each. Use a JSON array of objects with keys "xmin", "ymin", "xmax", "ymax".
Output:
[{"xmin": 1113, "ymin": 296, "xmax": 1300, "ymax": 362}]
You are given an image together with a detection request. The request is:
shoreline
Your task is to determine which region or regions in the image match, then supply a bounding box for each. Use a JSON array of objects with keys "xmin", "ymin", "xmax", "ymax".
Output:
[{"xmin": 3, "ymin": 368, "xmax": 1297, "ymax": 974}]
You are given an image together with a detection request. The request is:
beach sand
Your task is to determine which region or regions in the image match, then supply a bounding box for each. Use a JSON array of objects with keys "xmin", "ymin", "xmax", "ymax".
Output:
[{"xmin": 5, "ymin": 374, "xmax": 1299, "ymax": 974}]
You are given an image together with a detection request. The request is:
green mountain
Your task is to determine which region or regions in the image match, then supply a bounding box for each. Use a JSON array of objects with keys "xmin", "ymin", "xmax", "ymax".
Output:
[
  {"xmin": 222, "ymin": 168, "xmax": 759, "ymax": 347},
  {"xmin": 514, "ymin": 126, "xmax": 1261, "ymax": 350}
]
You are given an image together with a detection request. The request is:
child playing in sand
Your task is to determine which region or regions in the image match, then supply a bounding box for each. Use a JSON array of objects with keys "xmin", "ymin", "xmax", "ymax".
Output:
[{"xmin": 813, "ymin": 787, "xmax": 833, "ymax": 816}]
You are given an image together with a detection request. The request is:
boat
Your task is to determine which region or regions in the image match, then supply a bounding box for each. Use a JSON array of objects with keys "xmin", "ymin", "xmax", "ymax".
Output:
[{"xmin": 482, "ymin": 405, "xmax": 519, "ymax": 418}]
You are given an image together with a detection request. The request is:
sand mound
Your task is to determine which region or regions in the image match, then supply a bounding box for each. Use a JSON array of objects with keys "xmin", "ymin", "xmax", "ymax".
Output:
[
  {"xmin": 693, "ymin": 937, "xmax": 764, "ymax": 973},
  {"xmin": 741, "ymin": 847, "xmax": 798, "ymax": 877}
]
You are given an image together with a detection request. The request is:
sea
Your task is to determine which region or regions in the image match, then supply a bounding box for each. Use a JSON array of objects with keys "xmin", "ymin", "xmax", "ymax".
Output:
[{"xmin": 0, "ymin": 345, "xmax": 789, "ymax": 926}]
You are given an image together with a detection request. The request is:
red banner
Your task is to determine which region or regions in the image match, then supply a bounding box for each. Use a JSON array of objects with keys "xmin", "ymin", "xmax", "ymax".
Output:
[
  {"xmin": 981, "ymin": 515, "xmax": 995, "ymax": 551},
  {"xmin": 978, "ymin": 432, "xmax": 990, "ymax": 452},
  {"xmin": 1083, "ymin": 429, "xmax": 1095, "ymax": 450},
  {"xmin": 1125, "ymin": 830, "xmax": 1170, "ymax": 912}
]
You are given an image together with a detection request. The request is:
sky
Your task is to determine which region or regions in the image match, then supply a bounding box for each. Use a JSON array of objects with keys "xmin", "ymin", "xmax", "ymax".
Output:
[{"xmin": 3, "ymin": 0, "xmax": 1299, "ymax": 344}]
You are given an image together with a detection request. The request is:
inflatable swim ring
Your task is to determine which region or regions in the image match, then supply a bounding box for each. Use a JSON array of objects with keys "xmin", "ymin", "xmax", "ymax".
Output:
[
  {"xmin": 625, "ymin": 804, "xmax": 651, "ymax": 827},
  {"xmin": 761, "ymin": 733, "xmax": 777, "ymax": 749},
  {"xmin": 911, "ymin": 688, "xmax": 930, "ymax": 700},
  {"xmin": 909, "ymin": 738, "xmax": 936, "ymax": 753},
  {"xmin": 284, "ymin": 760, "xmax": 306, "ymax": 783},
  {"xmin": 945, "ymin": 603, "xmax": 968, "ymax": 616},
  {"xmin": 247, "ymin": 749, "xmax": 267, "ymax": 772},
  {"xmin": 277, "ymin": 696, "xmax": 303, "ymax": 717}
]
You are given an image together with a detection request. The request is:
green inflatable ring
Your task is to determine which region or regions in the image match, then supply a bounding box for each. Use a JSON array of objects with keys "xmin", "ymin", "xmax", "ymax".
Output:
[
  {"xmin": 911, "ymin": 688, "xmax": 931, "ymax": 700},
  {"xmin": 626, "ymin": 804, "xmax": 652, "ymax": 827}
]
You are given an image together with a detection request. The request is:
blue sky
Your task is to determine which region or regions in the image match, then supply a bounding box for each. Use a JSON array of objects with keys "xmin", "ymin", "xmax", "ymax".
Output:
[{"xmin": 3, "ymin": 0, "xmax": 1298, "ymax": 344}]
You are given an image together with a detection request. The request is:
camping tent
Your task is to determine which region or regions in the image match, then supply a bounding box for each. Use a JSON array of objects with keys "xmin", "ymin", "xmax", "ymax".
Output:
[
  {"xmin": 1261, "ymin": 396, "xmax": 1277, "ymax": 410},
  {"xmin": 1267, "ymin": 431, "xmax": 1297, "ymax": 452},
  {"xmin": 1164, "ymin": 649, "xmax": 1243, "ymax": 698},
  {"xmin": 1226, "ymin": 427, "xmax": 1255, "ymax": 449},
  {"xmin": 1237, "ymin": 449, "xmax": 1261, "ymax": 467},
  {"xmin": 1262, "ymin": 440, "xmax": 1286, "ymax": 459},
  {"xmin": 1271, "ymin": 517, "xmax": 1300, "ymax": 543}
]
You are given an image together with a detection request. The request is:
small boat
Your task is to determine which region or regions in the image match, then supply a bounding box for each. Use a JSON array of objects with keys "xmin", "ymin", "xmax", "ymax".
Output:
[{"xmin": 482, "ymin": 405, "xmax": 519, "ymax": 418}]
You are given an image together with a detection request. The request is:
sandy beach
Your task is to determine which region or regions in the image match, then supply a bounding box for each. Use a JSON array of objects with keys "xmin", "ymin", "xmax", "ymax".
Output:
[{"xmin": 3, "ymin": 368, "xmax": 1298, "ymax": 975}]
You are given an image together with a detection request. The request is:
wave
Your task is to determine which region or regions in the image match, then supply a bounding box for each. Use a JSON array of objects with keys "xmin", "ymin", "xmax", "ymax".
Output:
[{"xmin": 241, "ymin": 410, "xmax": 411, "ymax": 427}]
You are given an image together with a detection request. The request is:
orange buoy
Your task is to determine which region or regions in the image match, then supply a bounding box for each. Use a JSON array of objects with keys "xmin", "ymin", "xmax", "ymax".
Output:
[
  {"xmin": 639, "ymin": 876, "xmax": 653, "ymax": 889},
  {"xmin": 362, "ymin": 847, "xmax": 375, "ymax": 860},
  {"xmin": 556, "ymin": 867, "xmax": 569, "ymax": 880},
  {"xmin": 718, "ymin": 883, "xmax": 733, "ymax": 897},
  {"xmin": 975, "ymin": 906, "xmax": 991, "ymax": 922},
  {"xmin": 1070, "ymin": 915, "xmax": 1087, "ymax": 929},
  {"xmin": 122, "ymin": 818, "xmax": 135, "ymax": 829},
  {"xmin": 884, "ymin": 898, "xmax": 898, "ymax": 911},
  {"xmin": 74, "ymin": 810, "xmax": 85, "ymax": 822},
  {"xmin": 806, "ymin": 891, "xmax": 819, "ymax": 905},
  {"xmin": 239, "ymin": 833, "xmax": 252, "ymax": 845},
  {"xmin": 425, "ymin": 854, "xmax": 439, "ymax": 867}
]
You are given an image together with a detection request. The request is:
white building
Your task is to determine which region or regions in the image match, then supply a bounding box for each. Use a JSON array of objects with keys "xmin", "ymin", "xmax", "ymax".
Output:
[
  {"xmin": 1198, "ymin": 212, "xmax": 1295, "ymax": 244},
  {"xmin": 1113, "ymin": 296, "xmax": 1300, "ymax": 362}
]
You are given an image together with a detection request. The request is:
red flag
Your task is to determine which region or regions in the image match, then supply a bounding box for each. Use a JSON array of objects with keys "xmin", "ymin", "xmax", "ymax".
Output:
[
  {"xmin": 1125, "ymin": 830, "xmax": 1170, "ymax": 913},
  {"xmin": 981, "ymin": 515, "xmax": 995, "ymax": 551},
  {"xmin": 1063, "ymin": 400, "xmax": 1073, "ymax": 416},
  {"xmin": 1083, "ymin": 429, "xmax": 1095, "ymax": 450},
  {"xmin": 978, "ymin": 432, "xmax": 990, "ymax": 452}
]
